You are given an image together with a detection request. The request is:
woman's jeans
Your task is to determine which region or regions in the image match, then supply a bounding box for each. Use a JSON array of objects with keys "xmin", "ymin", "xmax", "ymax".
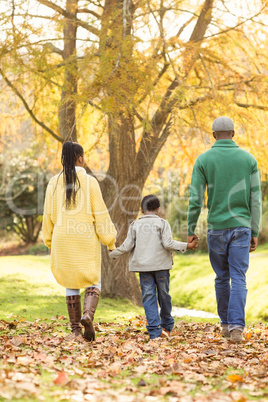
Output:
[
  {"xmin": 66, "ymin": 280, "xmax": 101, "ymax": 296},
  {"xmin": 139, "ymin": 270, "xmax": 174, "ymax": 339},
  {"xmin": 207, "ymin": 227, "xmax": 251, "ymax": 331}
]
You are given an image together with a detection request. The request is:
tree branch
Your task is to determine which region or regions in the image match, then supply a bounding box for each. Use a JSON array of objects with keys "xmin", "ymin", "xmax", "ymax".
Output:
[
  {"xmin": 14, "ymin": 13, "xmax": 58, "ymax": 20},
  {"xmin": 203, "ymin": 4, "xmax": 268, "ymax": 41},
  {"xmin": 235, "ymin": 102, "xmax": 268, "ymax": 111},
  {"xmin": 77, "ymin": 8, "xmax": 101, "ymax": 19},
  {"xmin": 43, "ymin": 42, "xmax": 63, "ymax": 56},
  {"xmin": 87, "ymin": 100, "xmax": 102, "ymax": 111},
  {"xmin": 36, "ymin": 0, "xmax": 100, "ymax": 37},
  {"xmin": 0, "ymin": 68, "xmax": 63, "ymax": 143},
  {"xmin": 136, "ymin": 0, "xmax": 214, "ymax": 171},
  {"xmin": 137, "ymin": 62, "xmax": 170, "ymax": 105},
  {"xmin": 177, "ymin": 15, "xmax": 196, "ymax": 39}
]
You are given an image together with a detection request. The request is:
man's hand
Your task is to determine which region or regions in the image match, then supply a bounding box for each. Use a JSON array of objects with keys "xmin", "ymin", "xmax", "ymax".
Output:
[
  {"xmin": 187, "ymin": 239, "xmax": 199, "ymax": 250},
  {"xmin": 187, "ymin": 234, "xmax": 199, "ymax": 244},
  {"xmin": 249, "ymin": 237, "xmax": 258, "ymax": 253}
]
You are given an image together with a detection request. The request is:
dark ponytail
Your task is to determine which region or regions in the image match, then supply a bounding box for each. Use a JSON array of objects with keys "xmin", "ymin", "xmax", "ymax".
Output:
[{"xmin": 61, "ymin": 141, "xmax": 84, "ymax": 208}]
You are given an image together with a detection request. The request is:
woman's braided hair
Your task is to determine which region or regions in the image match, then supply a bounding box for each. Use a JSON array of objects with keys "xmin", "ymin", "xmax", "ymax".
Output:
[{"xmin": 61, "ymin": 141, "xmax": 84, "ymax": 208}]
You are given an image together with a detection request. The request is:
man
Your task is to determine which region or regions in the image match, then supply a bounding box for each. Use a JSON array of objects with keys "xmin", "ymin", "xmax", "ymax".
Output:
[{"xmin": 187, "ymin": 116, "xmax": 262, "ymax": 343}]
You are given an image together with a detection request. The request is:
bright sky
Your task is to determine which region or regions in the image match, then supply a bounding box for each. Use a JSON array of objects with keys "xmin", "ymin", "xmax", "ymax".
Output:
[{"xmin": 2, "ymin": 0, "xmax": 266, "ymax": 55}]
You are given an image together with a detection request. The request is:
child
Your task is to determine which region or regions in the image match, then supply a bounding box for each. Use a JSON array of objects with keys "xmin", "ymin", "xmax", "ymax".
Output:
[{"xmin": 109, "ymin": 194, "xmax": 198, "ymax": 340}]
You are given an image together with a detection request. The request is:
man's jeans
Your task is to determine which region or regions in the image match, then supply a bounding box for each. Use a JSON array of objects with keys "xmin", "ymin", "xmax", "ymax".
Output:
[
  {"xmin": 207, "ymin": 227, "xmax": 251, "ymax": 331},
  {"xmin": 139, "ymin": 270, "xmax": 174, "ymax": 339}
]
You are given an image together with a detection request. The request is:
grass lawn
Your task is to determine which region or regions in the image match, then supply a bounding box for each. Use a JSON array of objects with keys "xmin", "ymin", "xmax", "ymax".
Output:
[
  {"xmin": 1, "ymin": 254, "xmax": 268, "ymax": 401},
  {"xmin": 0, "ymin": 255, "xmax": 143, "ymax": 323},
  {"xmin": 1, "ymin": 246, "xmax": 268, "ymax": 323},
  {"xmin": 171, "ymin": 243, "xmax": 268, "ymax": 323}
]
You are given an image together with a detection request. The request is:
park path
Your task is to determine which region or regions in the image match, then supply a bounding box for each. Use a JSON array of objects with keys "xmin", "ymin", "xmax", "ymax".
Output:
[{"xmin": 172, "ymin": 306, "xmax": 218, "ymax": 319}]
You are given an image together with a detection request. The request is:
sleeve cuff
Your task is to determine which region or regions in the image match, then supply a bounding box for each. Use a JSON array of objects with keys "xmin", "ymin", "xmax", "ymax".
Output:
[
  {"xmin": 179, "ymin": 242, "xmax": 188, "ymax": 253},
  {"xmin": 187, "ymin": 231, "xmax": 195, "ymax": 236},
  {"xmin": 109, "ymin": 249, "xmax": 117, "ymax": 259},
  {"xmin": 108, "ymin": 242, "xmax": 116, "ymax": 250}
]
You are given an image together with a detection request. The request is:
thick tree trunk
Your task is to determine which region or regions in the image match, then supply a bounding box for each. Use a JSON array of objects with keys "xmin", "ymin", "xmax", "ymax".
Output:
[
  {"xmin": 33, "ymin": 0, "xmax": 214, "ymax": 305},
  {"xmin": 100, "ymin": 109, "xmax": 144, "ymax": 305},
  {"xmin": 99, "ymin": 1, "xmax": 142, "ymax": 304},
  {"xmin": 58, "ymin": 0, "xmax": 78, "ymax": 142},
  {"xmin": 101, "ymin": 182, "xmax": 144, "ymax": 306}
]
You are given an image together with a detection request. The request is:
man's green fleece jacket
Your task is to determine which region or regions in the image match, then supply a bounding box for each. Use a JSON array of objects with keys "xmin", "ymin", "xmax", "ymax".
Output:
[{"xmin": 187, "ymin": 140, "xmax": 262, "ymax": 237}]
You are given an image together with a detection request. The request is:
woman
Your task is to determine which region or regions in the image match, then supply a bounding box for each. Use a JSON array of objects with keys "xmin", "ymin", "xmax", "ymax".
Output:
[{"xmin": 42, "ymin": 141, "xmax": 117, "ymax": 341}]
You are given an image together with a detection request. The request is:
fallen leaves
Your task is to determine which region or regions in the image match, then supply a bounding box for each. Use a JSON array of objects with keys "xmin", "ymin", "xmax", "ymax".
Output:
[
  {"xmin": 0, "ymin": 318, "xmax": 268, "ymax": 401},
  {"xmin": 227, "ymin": 374, "xmax": 244, "ymax": 383},
  {"xmin": 53, "ymin": 371, "xmax": 68, "ymax": 385}
]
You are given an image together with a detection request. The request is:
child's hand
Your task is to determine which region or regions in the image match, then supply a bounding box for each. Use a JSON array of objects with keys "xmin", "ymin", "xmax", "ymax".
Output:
[{"xmin": 187, "ymin": 238, "xmax": 199, "ymax": 250}]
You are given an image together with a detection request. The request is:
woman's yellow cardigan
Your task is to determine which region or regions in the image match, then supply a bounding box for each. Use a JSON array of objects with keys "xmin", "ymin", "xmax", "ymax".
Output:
[{"xmin": 42, "ymin": 168, "xmax": 117, "ymax": 289}]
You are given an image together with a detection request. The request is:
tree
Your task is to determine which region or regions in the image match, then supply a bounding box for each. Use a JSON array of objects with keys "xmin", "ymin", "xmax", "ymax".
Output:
[
  {"xmin": 1, "ymin": 0, "xmax": 268, "ymax": 304},
  {"xmin": 0, "ymin": 154, "xmax": 49, "ymax": 244}
]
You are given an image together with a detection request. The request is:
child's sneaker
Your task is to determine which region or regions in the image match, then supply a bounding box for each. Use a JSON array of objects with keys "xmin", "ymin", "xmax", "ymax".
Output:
[
  {"xmin": 163, "ymin": 329, "xmax": 171, "ymax": 337},
  {"xmin": 160, "ymin": 330, "xmax": 170, "ymax": 340}
]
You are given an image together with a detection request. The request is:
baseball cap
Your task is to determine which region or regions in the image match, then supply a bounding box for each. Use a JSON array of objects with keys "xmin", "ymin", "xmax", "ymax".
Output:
[{"xmin": 212, "ymin": 116, "xmax": 234, "ymax": 131}]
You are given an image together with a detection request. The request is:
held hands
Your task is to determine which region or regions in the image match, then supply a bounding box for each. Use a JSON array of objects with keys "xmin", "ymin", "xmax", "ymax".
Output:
[
  {"xmin": 249, "ymin": 237, "xmax": 258, "ymax": 253},
  {"xmin": 187, "ymin": 234, "xmax": 199, "ymax": 250},
  {"xmin": 187, "ymin": 235, "xmax": 258, "ymax": 252}
]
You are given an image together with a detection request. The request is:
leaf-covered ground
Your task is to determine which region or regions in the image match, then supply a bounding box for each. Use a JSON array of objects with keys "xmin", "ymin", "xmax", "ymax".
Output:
[{"xmin": 1, "ymin": 316, "xmax": 268, "ymax": 402}]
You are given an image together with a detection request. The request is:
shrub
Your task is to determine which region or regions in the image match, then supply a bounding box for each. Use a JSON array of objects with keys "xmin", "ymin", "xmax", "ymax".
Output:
[
  {"xmin": 28, "ymin": 243, "xmax": 49, "ymax": 255},
  {"xmin": 0, "ymin": 153, "xmax": 50, "ymax": 244}
]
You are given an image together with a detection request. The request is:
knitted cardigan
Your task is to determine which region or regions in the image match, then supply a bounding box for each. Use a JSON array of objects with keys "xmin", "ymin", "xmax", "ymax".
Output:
[{"xmin": 42, "ymin": 168, "xmax": 117, "ymax": 289}]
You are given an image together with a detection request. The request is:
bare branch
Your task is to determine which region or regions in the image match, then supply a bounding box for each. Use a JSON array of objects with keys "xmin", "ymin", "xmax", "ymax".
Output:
[
  {"xmin": 235, "ymin": 102, "xmax": 268, "ymax": 111},
  {"xmin": 0, "ymin": 68, "xmax": 63, "ymax": 143},
  {"xmin": 189, "ymin": 0, "xmax": 214, "ymax": 42},
  {"xmin": 203, "ymin": 4, "xmax": 268, "ymax": 41},
  {"xmin": 44, "ymin": 42, "xmax": 63, "ymax": 56},
  {"xmin": 170, "ymin": 15, "xmax": 196, "ymax": 41},
  {"xmin": 199, "ymin": 53, "xmax": 215, "ymax": 94},
  {"xmin": 13, "ymin": 13, "xmax": 58, "ymax": 20},
  {"xmin": 88, "ymin": 100, "xmax": 102, "ymax": 111},
  {"xmin": 134, "ymin": 110, "xmax": 144, "ymax": 123},
  {"xmin": 56, "ymin": 56, "xmax": 85, "ymax": 67},
  {"xmin": 36, "ymin": 0, "xmax": 100, "ymax": 37},
  {"xmin": 77, "ymin": 8, "xmax": 101, "ymax": 19}
]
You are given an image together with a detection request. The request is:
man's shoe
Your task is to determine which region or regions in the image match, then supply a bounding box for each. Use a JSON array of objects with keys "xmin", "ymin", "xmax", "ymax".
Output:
[
  {"xmin": 221, "ymin": 325, "xmax": 230, "ymax": 338},
  {"xmin": 230, "ymin": 329, "xmax": 243, "ymax": 343}
]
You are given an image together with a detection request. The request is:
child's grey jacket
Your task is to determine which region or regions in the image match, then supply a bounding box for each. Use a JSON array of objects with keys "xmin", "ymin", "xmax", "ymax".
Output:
[{"xmin": 109, "ymin": 214, "xmax": 187, "ymax": 272}]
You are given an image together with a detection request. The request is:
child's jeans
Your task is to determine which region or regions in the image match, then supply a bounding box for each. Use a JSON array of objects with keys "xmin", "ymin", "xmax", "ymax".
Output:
[{"xmin": 139, "ymin": 270, "xmax": 174, "ymax": 339}]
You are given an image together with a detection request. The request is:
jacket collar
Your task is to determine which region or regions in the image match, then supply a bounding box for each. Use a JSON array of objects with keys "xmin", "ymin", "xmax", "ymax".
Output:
[
  {"xmin": 75, "ymin": 166, "xmax": 86, "ymax": 173},
  {"xmin": 212, "ymin": 140, "xmax": 239, "ymax": 148},
  {"xmin": 139, "ymin": 214, "xmax": 159, "ymax": 219}
]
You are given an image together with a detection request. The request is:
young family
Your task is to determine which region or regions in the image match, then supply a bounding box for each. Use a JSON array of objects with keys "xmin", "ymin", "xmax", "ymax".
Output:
[{"xmin": 42, "ymin": 117, "xmax": 262, "ymax": 344}]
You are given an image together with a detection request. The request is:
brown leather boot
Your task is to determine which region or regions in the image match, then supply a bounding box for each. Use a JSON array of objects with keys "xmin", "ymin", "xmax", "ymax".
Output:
[
  {"xmin": 80, "ymin": 287, "xmax": 100, "ymax": 341},
  {"xmin": 66, "ymin": 295, "xmax": 83, "ymax": 337}
]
